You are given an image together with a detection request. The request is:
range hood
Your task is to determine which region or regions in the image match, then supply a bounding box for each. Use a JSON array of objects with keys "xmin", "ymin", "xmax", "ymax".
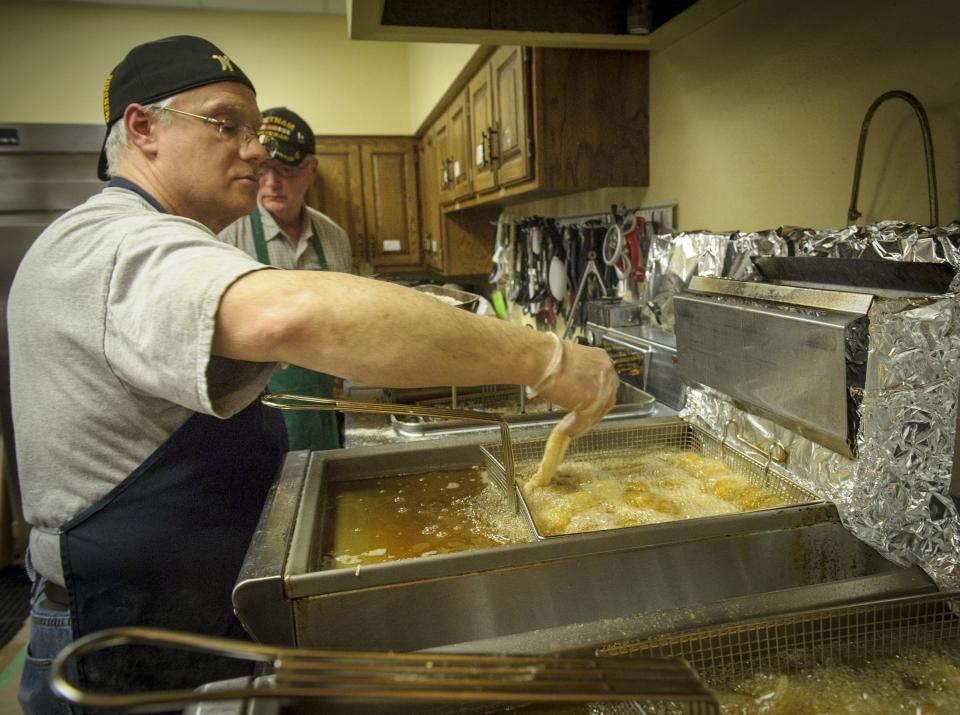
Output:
[{"xmin": 348, "ymin": 0, "xmax": 746, "ymax": 50}]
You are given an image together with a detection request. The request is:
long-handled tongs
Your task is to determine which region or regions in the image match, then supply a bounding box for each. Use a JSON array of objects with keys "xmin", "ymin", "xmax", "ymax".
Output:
[{"xmin": 50, "ymin": 627, "xmax": 719, "ymax": 713}]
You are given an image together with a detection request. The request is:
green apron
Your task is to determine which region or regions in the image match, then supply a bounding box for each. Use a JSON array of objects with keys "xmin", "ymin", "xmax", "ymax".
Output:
[{"xmin": 250, "ymin": 208, "xmax": 340, "ymax": 450}]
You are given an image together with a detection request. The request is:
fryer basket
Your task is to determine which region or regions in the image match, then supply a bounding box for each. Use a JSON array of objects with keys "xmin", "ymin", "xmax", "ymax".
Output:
[
  {"xmin": 599, "ymin": 591, "xmax": 960, "ymax": 684},
  {"xmin": 481, "ymin": 417, "xmax": 820, "ymax": 539}
]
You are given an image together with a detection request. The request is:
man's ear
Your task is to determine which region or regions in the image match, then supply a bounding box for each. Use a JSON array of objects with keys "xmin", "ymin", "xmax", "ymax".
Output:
[{"xmin": 123, "ymin": 104, "xmax": 159, "ymax": 157}]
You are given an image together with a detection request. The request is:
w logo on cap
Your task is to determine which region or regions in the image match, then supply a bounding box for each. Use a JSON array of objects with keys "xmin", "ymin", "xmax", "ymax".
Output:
[{"xmin": 211, "ymin": 54, "xmax": 235, "ymax": 72}]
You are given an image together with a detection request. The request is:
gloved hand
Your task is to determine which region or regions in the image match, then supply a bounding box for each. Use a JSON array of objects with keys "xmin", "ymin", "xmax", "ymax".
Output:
[{"xmin": 529, "ymin": 334, "xmax": 618, "ymax": 438}]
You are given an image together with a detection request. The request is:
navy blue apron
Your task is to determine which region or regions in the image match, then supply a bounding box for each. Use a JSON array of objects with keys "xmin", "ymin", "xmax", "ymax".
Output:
[{"xmin": 58, "ymin": 178, "xmax": 287, "ymax": 695}]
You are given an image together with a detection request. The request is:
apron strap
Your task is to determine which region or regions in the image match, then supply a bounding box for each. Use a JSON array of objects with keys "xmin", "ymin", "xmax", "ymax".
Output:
[
  {"xmin": 307, "ymin": 221, "xmax": 329, "ymax": 271},
  {"xmin": 248, "ymin": 208, "xmax": 271, "ymax": 265}
]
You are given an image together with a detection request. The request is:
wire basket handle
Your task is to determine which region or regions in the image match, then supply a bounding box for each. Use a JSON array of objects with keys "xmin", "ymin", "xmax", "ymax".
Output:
[{"xmin": 722, "ymin": 418, "xmax": 789, "ymax": 471}]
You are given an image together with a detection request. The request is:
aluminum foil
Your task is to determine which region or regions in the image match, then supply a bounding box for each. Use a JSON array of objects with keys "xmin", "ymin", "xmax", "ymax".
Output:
[
  {"xmin": 726, "ymin": 230, "xmax": 789, "ymax": 280},
  {"xmin": 794, "ymin": 220, "xmax": 960, "ymax": 271},
  {"xmin": 643, "ymin": 231, "xmax": 730, "ymax": 330},
  {"xmin": 643, "ymin": 221, "xmax": 960, "ymax": 331},
  {"xmin": 682, "ymin": 291, "xmax": 960, "ymax": 591}
]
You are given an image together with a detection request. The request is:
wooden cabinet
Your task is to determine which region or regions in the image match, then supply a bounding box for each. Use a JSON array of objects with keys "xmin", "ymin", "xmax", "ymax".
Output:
[
  {"xmin": 489, "ymin": 46, "xmax": 532, "ymax": 188},
  {"xmin": 418, "ymin": 127, "xmax": 443, "ymax": 271},
  {"xmin": 467, "ymin": 46, "xmax": 534, "ymax": 197},
  {"xmin": 436, "ymin": 91, "xmax": 473, "ymax": 205},
  {"xmin": 360, "ymin": 139, "xmax": 421, "ymax": 269},
  {"xmin": 467, "ymin": 60, "xmax": 497, "ymax": 195},
  {"xmin": 421, "ymin": 125, "xmax": 497, "ymax": 276},
  {"xmin": 308, "ymin": 137, "xmax": 421, "ymax": 271},
  {"xmin": 445, "ymin": 46, "xmax": 649, "ymax": 210},
  {"xmin": 415, "ymin": 46, "xmax": 649, "ymax": 275},
  {"xmin": 309, "ymin": 140, "xmax": 365, "ymax": 268},
  {"xmin": 308, "ymin": 47, "xmax": 649, "ymax": 277}
]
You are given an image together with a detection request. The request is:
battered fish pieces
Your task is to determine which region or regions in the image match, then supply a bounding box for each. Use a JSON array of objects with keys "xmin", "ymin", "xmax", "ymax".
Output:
[{"xmin": 520, "ymin": 449, "xmax": 785, "ymax": 536}]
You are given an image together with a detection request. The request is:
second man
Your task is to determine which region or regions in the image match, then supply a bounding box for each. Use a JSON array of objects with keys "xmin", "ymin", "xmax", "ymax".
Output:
[{"xmin": 219, "ymin": 106, "xmax": 350, "ymax": 450}]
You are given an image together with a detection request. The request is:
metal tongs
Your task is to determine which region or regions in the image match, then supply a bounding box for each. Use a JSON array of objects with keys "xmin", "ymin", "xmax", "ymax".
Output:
[
  {"xmin": 50, "ymin": 626, "xmax": 719, "ymax": 713},
  {"xmin": 261, "ymin": 394, "xmax": 519, "ymax": 510}
]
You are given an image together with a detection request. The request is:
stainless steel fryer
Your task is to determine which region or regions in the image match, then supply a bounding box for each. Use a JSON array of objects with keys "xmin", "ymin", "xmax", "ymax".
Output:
[
  {"xmin": 481, "ymin": 416, "xmax": 818, "ymax": 540},
  {"xmin": 233, "ymin": 428, "xmax": 934, "ymax": 655}
]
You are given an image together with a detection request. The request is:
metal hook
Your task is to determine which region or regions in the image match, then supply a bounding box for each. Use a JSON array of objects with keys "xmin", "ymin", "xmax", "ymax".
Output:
[{"xmin": 848, "ymin": 90, "xmax": 939, "ymax": 227}]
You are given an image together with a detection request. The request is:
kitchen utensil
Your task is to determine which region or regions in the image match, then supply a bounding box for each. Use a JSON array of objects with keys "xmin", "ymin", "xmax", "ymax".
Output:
[
  {"xmin": 548, "ymin": 254, "xmax": 567, "ymax": 300},
  {"xmin": 562, "ymin": 248, "xmax": 609, "ymax": 340},
  {"xmin": 49, "ymin": 626, "xmax": 719, "ymax": 712},
  {"xmin": 488, "ymin": 216, "xmax": 510, "ymax": 284},
  {"xmin": 507, "ymin": 223, "xmax": 525, "ymax": 303},
  {"xmin": 491, "ymin": 290, "xmax": 508, "ymax": 319},
  {"xmin": 624, "ymin": 216, "xmax": 645, "ymax": 282},
  {"xmin": 602, "ymin": 222, "xmax": 624, "ymax": 268}
]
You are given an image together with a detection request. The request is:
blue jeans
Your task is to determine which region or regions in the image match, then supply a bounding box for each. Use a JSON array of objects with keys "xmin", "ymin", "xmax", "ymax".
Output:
[{"xmin": 18, "ymin": 578, "xmax": 77, "ymax": 715}]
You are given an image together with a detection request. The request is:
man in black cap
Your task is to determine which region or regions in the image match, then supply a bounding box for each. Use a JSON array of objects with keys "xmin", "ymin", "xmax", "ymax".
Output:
[
  {"xmin": 219, "ymin": 107, "xmax": 352, "ymax": 451},
  {"xmin": 9, "ymin": 34, "xmax": 617, "ymax": 713}
]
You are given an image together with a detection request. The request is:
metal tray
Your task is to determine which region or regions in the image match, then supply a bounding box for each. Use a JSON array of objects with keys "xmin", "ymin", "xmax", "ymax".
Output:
[
  {"xmin": 481, "ymin": 417, "xmax": 820, "ymax": 540},
  {"xmin": 413, "ymin": 284, "xmax": 481, "ymax": 312}
]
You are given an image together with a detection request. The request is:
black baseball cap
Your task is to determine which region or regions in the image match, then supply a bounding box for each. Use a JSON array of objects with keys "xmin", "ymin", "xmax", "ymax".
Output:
[
  {"xmin": 97, "ymin": 35, "xmax": 256, "ymax": 180},
  {"xmin": 259, "ymin": 107, "xmax": 315, "ymax": 167}
]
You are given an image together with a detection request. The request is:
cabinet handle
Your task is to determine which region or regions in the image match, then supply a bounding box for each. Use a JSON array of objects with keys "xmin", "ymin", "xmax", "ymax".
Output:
[
  {"xmin": 441, "ymin": 158, "xmax": 453, "ymax": 188},
  {"xmin": 488, "ymin": 126, "xmax": 500, "ymax": 165}
]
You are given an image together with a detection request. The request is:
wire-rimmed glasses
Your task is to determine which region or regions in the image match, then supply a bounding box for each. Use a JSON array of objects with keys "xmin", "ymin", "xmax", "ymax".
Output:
[{"xmin": 159, "ymin": 107, "xmax": 277, "ymax": 157}]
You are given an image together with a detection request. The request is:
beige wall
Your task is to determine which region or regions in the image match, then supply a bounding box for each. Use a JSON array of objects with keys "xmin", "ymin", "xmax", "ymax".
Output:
[
  {"xmin": 511, "ymin": 0, "xmax": 960, "ymax": 231},
  {"xmin": 407, "ymin": 42, "xmax": 479, "ymax": 131},
  {"xmin": 2, "ymin": 2, "xmax": 414, "ymax": 134}
]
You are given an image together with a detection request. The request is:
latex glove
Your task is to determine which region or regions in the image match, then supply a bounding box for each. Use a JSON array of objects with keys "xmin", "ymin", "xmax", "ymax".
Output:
[
  {"xmin": 522, "ymin": 335, "xmax": 617, "ymax": 491},
  {"xmin": 528, "ymin": 335, "xmax": 618, "ymax": 437}
]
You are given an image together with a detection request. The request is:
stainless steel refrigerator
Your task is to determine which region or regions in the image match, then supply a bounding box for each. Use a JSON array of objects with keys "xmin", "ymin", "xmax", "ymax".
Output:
[{"xmin": 0, "ymin": 123, "xmax": 104, "ymax": 567}]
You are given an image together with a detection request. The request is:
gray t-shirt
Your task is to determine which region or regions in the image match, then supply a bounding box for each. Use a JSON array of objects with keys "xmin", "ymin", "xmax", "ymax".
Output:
[
  {"xmin": 8, "ymin": 186, "xmax": 276, "ymax": 585},
  {"xmin": 218, "ymin": 203, "xmax": 353, "ymax": 272}
]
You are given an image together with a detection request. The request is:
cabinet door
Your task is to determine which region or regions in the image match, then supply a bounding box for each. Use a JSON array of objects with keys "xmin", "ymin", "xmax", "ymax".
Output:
[
  {"xmin": 435, "ymin": 110, "xmax": 453, "ymax": 204},
  {"xmin": 308, "ymin": 140, "xmax": 366, "ymax": 268},
  {"xmin": 418, "ymin": 129, "xmax": 444, "ymax": 272},
  {"xmin": 491, "ymin": 46, "xmax": 532, "ymax": 187},
  {"xmin": 361, "ymin": 139, "xmax": 421, "ymax": 269},
  {"xmin": 468, "ymin": 62, "xmax": 497, "ymax": 195},
  {"xmin": 447, "ymin": 90, "xmax": 473, "ymax": 202}
]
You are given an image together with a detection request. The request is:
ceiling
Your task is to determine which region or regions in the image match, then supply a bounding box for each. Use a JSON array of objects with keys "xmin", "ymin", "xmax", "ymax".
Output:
[{"xmin": 51, "ymin": 0, "xmax": 346, "ymax": 14}]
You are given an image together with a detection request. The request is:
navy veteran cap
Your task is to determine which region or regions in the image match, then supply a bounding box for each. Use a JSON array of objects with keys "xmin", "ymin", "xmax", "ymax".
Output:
[
  {"xmin": 97, "ymin": 35, "xmax": 256, "ymax": 180},
  {"xmin": 259, "ymin": 107, "xmax": 315, "ymax": 167}
]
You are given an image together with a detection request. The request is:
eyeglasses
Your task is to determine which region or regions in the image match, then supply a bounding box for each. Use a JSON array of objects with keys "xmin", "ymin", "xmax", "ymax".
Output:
[
  {"xmin": 158, "ymin": 107, "xmax": 277, "ymax": 157},
  {"xmin": 256, "ymin": 159, "xmax": 311, "ymax": 179}
]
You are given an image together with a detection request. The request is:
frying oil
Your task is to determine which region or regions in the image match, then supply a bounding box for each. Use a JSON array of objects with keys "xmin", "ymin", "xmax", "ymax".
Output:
[
  {"xmin": 712, "ymin": 644, "xmax": 960, "ymax": 714},
  {"xmin": 320, "ymin": 468, "xmax": 528, "ymax": 569},
  {"xmin": 521, "ymin": 449, "xmax": 785, "ymax": 536}
]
